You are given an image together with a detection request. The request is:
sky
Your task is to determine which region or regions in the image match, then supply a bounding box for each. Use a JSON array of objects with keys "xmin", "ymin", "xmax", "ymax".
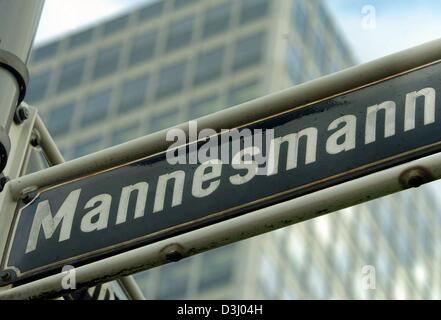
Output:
[
  {"xmin": 34, "ymin": 0, "xmax": 441, "ymax": 63},
  {"xmin": 326, "ymin": 0, "xmax": 441, "ymax": 62},
  {"xmin": 34, "ymin": 0, "xmax": 148, "ymax": 44}
]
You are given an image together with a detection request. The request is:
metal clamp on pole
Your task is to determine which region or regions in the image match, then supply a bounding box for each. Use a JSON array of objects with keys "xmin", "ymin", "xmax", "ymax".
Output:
[
  {"xmin": 0, "ymin": 48, "xmax": 29, "ymax": 107},
  {"xmin": 0, "ymin": 49, "xmax": 30, "ymax": 170},
  {"xmin": 0, "ymin": 0, "xmax": 45, "ymax": 173}
]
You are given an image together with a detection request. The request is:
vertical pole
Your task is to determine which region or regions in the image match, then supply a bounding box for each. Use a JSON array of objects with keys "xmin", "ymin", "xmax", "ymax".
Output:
[
  {"xmin": 0, "ymin": 0, "xmax": 45, "ymax": 172},
  {"xmin": 34, "ymin": 113, "xmax": 145, "ymax": 300},
  {"xmin": 118, "ymin": 276, "xmax": 145, "ymax": 300},
  {"xmin": 33, "ymin": 114, "xmax": 64, "ymax": 166}
]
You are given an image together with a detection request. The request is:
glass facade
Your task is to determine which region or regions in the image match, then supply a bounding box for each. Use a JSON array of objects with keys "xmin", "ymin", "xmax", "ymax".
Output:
[
  {"xmin": 47, "ymin": 101, "xmax": 76, "ymax": 137},
  {"xmin": 198, "ymin": 246, "xmax": 235, "ymax": 292},
  {"xmin": 27, "ymin": 70, "xmax": 52, "ymax": 103},
  {"xmin": 157, "ymin": 260, "xmax": 191, "ymax": 299},
  {"xmin": 74, "ymin": 135, "xmax": 104, "ymax": 158},
  {"xmin": 81, "ymin": 88, "xmax": 113, "ymax": 127},
  {"xmin": 129, "ymin": 30, "xmax": 157, "ymax": 66},
  {"xmin": 189, "ymin": 94, "xmax": 220, "ymax": 119},
  {"xmin": 138, "ymin": 1, "xmax": 164, "ymax": 22},
  {"xmin": 103, "ymin": 14, "xmax": 130, "ymax": 37},
  {"xmin": 68, "ymin": 27, "xmax": 94, "ymax": 49},
  {"xmin": 228, "ymin": 79, "xmax": 261, "ymax": 106},
  {"xmin": 287, "ymin": 44, "xmax": 304, "ymax": 84},
  {"xmin": 93, "ymin": 44, "xmax": 121, "ymax": 79},
  {"xmin": 202, "ymin": 2, "xmax": 232, "ymax": 39},
  {"xmin": 112, "ymin": 122, "xmax": 141, "ymax": 145},
  {"xmin": 118, "ymin": 74, "xmax": 150, "ymax": 113},
  {"xmin": 166, "ymin": 16, "xmax": 195, "ymax": 52},
  {"xmin": 57, "ymin": 57, "xmax": 86, "ymax": 92},
  {"xmin": 150, "ymin": 109, "xmax": 180, "ymax": 133},
  {"xmin": 31, "ymin": 41, "xmax": 59, "ymax": 63},
  {"xmin": 194, "ymin": 47, "xmax": 225, "ymax": 86},
  {"xmin": 239, "ymin": 0, "xmax": 270, "ymax": 25},
  {"xmin": 293, "ymin": 0, "xmax": 308, "ymax": 39},
  {"xmin": 233, "ymin": 31, "xmax": 266, "ymax": 72},
  {"xmin": 156, "ymin": 60, "xmax": 187, "ymax": 100}
]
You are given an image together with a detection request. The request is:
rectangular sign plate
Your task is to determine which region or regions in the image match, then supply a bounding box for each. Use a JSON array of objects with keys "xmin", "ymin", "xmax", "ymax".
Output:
[{"xmin": 3, "ymin": 61, "xmax": 441, "ymax": 284}]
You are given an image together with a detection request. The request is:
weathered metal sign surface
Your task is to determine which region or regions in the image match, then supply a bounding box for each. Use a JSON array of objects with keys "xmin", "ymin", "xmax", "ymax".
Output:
[{"xmin": 3, "ymin": 61, "xmax": 441, "ymax": 284}]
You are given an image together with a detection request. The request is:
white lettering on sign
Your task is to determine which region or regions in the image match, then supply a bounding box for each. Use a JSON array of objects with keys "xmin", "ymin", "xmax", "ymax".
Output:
[{"xmin": 24, "ymin": 86, "xmax": 437, "ymax": 253}]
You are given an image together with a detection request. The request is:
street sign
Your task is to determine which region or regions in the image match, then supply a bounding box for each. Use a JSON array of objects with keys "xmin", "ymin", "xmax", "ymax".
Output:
[{"xmin": 3, "ymin": 59, "xmax": 441, "ymax": 286}]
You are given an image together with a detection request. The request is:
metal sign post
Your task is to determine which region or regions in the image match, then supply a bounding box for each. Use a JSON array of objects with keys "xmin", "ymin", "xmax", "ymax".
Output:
[
  {"xmin": 0, "ymin": 104, "xmax": 37, "ymax": 289},
  {"xmin": 15, "ymin": 113, "xmax": 144, "ymax": 300},
  {"xmin": 2, "ymin": 38, "xmax": 441, "ymax": 299},
  {"xmin": 0, "ymin": 0, "xmax": 44, "ymax": 173}
]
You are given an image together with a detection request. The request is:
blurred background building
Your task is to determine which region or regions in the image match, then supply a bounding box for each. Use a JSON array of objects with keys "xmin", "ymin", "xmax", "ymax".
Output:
[{"xmin": 25, "ymin": 0, "xmax": 441, "ymax": 299}]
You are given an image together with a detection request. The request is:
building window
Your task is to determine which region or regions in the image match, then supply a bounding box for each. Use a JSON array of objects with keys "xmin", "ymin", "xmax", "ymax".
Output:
[
  {"xmin": 194, "ymin": 47, "xmax": 225, "ymax": 86},
  {"xmin": 57, "ymin": 57, "xmax": 86, "ymax": 93},
  {"xmin": 156, "ymin": 60, "xmax": 187, "ymax": 100},
  {"xmin": 259, "ymin": 255, "xmax": 279, "ymax": 299},
  {"xmin": 189, "ymin": 94, "xmax": 220, "ymax": 119},
  {"xmin": 330, "ymin": 55, "xmax": 344, "ymax": 74},
  {"xmin": 174, "ymin": 0, "xmax": 198, "ymax": 9},
  {"xmin": 39, "ymin": 111, "xmax": 50, "ymax": 125},
  {"xmin": 232, "ymin": 31, "xmax": 266, "ymax": 72},
  {"xmin": 103, "ymin": 14, "xmax": 130, "ymax": 37},
  {"xmin": 93, "ymin": 44, "xmax": 121, "ymax": 79},
  {"xmin": 150, "ymin": 109, "xmax": 180, "ymax": 133},
  {"xmin": 287, "ymin": 44, "xmax": 304, "ymax": 84},
  {"xmin": 397, "ymin": 233, "xmax": 413, "ymax": 266},
  {"xmin": 228, "ymin": 79, "xmax": 260, "ymax": 106},
  {"xmin": 417, "ymin": 213, "xmax": 433, "ymax": 254},
  {"xmin": 308, "ymin": 266, "xmax": 328, "ymax": 299},
  {"xmin": 334, "ymin": 240, "xmax": 351, "ymax": 275},
  {"xmin": 376, "ymin": 249, "xmax": 392, "ymax": 289},
  {"xmin": 198, "ymin": 245, "xmax": 235, "ymax": 292},
  {"xmin": 403, "ymin": 194, "xmax": 418, "ymax": 227},
  {"xmin": 74, "ymin": 135, "xmax": 103, "ymax": 158},
  {"xmin": 112, "ymin": 122, "xmax": 141, "ymax": 145},
  {"xmin": 287, "ymin": 231, "xmax": 306, "ymax": 270},
  {"xmin": 118, "ymin": 74, "xmax": 150, "ymax": 113},
  {"xmin": 57, "ymin": 146, "xmax": 72, "ymax": 161},
  {"xmin": 27, "ymin": 70, "xmax": 52, "ymax": 103},
  {"xmin": 68, "ymin": 27, "xmax": 94, "ymax": 49},
  {"xmin": 317, "ymin": 2, "xmax": 332, "ymax": 30},
  {"xmin": 202, "ymin": 2, "xmax": 232, "ymax": 39},
  {"xmin": 165, "ymin": 16, "xmax": 195, "ymax": 53},
  {"xmin": 358, "ymin": 222, "xmax": 374, "ymax": 255},
  {"xmin": 47, "ymin": 101, "xmax": 76, "ymax": 137},
  {"xmin": 133, "ymin": 272, "xmax": 151, "ymax": 296},
  {"xmin": 422, "ymin": 187, "xmax": 438, "ymax": 211},
  {"xmin": 336, "ymin": 34, "xmax": 351, "ymax": 63},
  {"xmin": 314, "ymin": 31, "xmax": 327, "ymax": 73},
  {"xmin": 239, "ymin": 0, "xmax": 270, "ymax": 25},
  {"xmin": 81, "ymin": 88, "xmax": 113, "ymax": 128},
  {"xmin": 380, "ymin": 202, "xmax": 394, "ymax": 234},
  {"xmin": 31, "ymin": 41, "xmax": 59, "ymax": 64},
  {"xmin": 292, "ymin": 0, "xmax": 308, "ymax": 39},
  {"xmin": 138, "ymin": 1, "xmax": 164, "ymax": 22},
  {"xmin": 157, "ymin": 261, "xmax": 191, "ymax": 299},
  {"xmin": 129, "ymin": 30, "xmax": 157, "ymax": 66}
]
